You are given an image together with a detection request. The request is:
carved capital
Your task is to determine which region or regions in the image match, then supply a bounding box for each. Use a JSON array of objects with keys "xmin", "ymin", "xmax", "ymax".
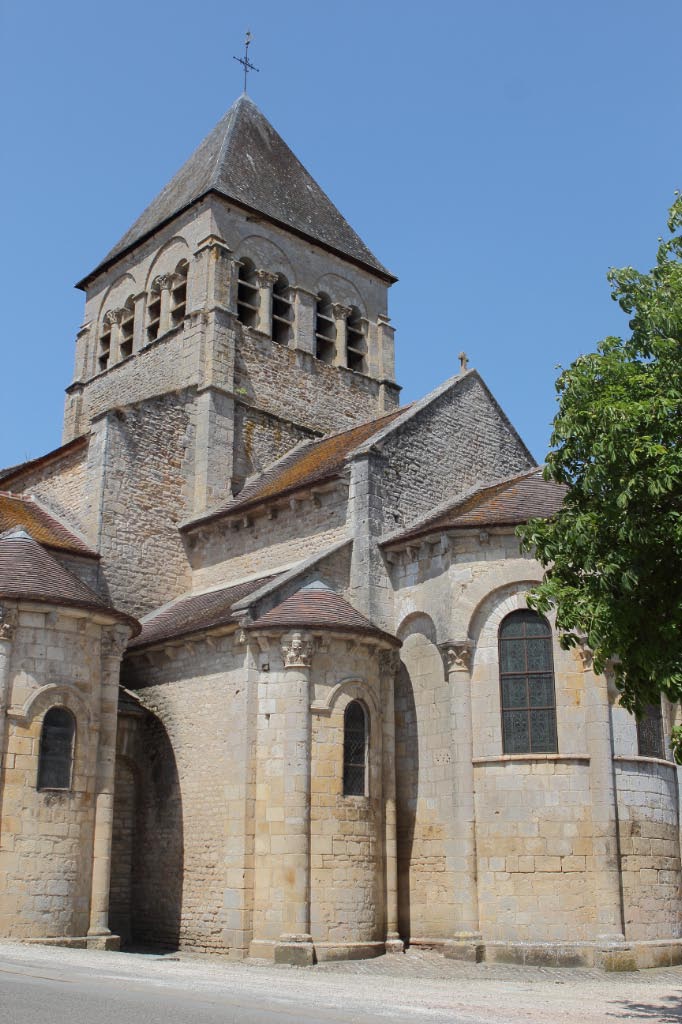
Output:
[
  {"xmin": 576, "ymin": 643, "xmax": 593, "ymax": 672},
  {"xmin": 153, "ymin": 273, "xmax": 174, "ymax": 292},
  {"xmin": 0, "ymin": 605, "xmax": 16, "ymax": 642},
  {"xmin": 255, "ymin": 269, "xmax": 278, "ymax": 288},
  {"xmin": 438, "ymin": 639, "xmax": 473, "ymax": 676},
  {"xmin": 104, "ymin": 308, "xmax": 124, "ymax": 326},
  {"xmin": 281, "ymin": 631, "xmax": 314, "ymax": 669},
  {"xmin": 332, "ymin": 303, "xmax": 352, "ymax": 321},
  {"xmin": 101, "ymin": 627, "xmax": 130, "ymax": 662},
  {"xmin": 378, "ymin": 648, "xmax": 401, "ymax": 678}
]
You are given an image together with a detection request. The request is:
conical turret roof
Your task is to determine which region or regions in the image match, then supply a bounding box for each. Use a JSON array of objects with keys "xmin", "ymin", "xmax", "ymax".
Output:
[{"xmin": 80, "ymin": 94, "xmax": 394, "ymax": 287}]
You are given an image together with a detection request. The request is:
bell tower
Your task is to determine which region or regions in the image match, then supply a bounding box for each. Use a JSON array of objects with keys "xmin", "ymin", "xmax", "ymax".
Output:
[{"xmin": 64, "ymin": 94, "xmax": 400, "ymax": 512}]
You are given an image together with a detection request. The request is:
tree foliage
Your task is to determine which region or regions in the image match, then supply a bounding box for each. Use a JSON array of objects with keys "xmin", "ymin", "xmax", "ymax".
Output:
[{"xmin": 519, "ymin": 195, "xmax": 682, "ymax": 716}]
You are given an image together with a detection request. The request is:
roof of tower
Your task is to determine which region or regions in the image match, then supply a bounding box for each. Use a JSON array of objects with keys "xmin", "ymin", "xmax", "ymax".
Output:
[
  {"xmin": 80, "ymin": 94, "xmax": 395, "ymax": 287},
  {"xmin": 0, "ymin": 529, "xmax": 138, "ymax": 633}
]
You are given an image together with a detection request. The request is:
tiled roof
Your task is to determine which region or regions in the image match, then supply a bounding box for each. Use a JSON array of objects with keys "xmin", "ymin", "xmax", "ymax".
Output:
[
  {"xmin": 81, "ymin": 94, "xmax": 395, "ymax": 286},
  {"xmin": 0, "ymin": 436, "xmax": 88, "ymax": 487},
  {"xmin": 383, "ymin": 469, "xmax": 567, "ymax": 547},
  {"xmin": 129, "ymin": 575, "xmax": 276, "ymax": 650},
  {"xmin": 184, "ymin": 407, "xmax": 406, "ymax": 530},
  {"xmin": 0, "ymin": 530, "xmax": 137, "ymax": 632},
  {"xmin": 0, "ymin": 492, "xmax": 96, "ymax": 557},
  {"xmin": 246, "ymin": 581, "xmax": 400, "ymax": 646}
]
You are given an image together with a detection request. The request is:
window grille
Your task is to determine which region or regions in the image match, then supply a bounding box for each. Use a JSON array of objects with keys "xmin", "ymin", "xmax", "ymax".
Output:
[
  {"xmin": 171, "ymin": 261, "xmax": 188, "ymax": 327},
  {"xmin": 120, "ymin": 298, "xmax": 135, "ymax": 359},
  {"xmin": 346, "ymin": 307, "xmax": 366, "ymax": 373},
  {"xmin": 343, "ymin": 700, "xmax": 367, "ymax": 796},
  {"xmin": 499, "ymin": 610, "xmax": 557, "ymax": 754},
  {"xmin": 146, "ymin": 287, "xmax": 161, "ymax": 342},
  {"xmin": 37, "ymin": 707, "xmax": 75, "ymax": 790},
  {"xmin": 237, "ymin": 259, "xmax": 259, "ymax": 327},
  {"xmin": 272, "ymin": 274, "xmax": 292, "ymax": 344},
  {"xmin": 315, "ymin": 293, "xmax": 336, "ymax": 363},
  {"xmin": 98, "ymin": 321, "xmax": 112, "ymax": 372},
  {"xmin": 637, "ymin": 703, "xmax": 664, "ymax": 759}
]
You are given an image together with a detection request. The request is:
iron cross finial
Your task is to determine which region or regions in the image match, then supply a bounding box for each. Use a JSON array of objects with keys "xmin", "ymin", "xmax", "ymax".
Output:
[
  {"xmin": 233, "ymin": 31, "xmax": 259, "ymax": 93},
  {"xmin": 458, "ymin": 351, "xmax": 469, "ymax": 372}
]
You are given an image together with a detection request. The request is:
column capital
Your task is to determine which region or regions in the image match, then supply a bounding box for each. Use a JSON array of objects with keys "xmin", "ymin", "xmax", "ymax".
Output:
[
  {"xmin": 378, "ymin": 648, "xmax": 401, "ymax": 678},
  {"xmin": 0, "ymin": 604, "xmax": 15, "ymax": 643},
  {"xmin": 101, "ymin": 625, "xmax": 130, "ymax": 662},
  {"xmin": 438, "ymin": 639, "xmax": 473, "ymax": 676},
  {"xmin": 281, "ymin": 631, "xmax": 314, "ymax": 669},
  {"xmin": 152, "ymin": 273, "xmax": 175, "ymax": 292},
  {"xmin": 332, "ymin": 302, "xmax": 352, "ymax": 321},
  {"xmin": 576, "ymin": 641, "xmax": 594, "ymax": 672},
  {"xmin": 256, "ymin": 269, "xmax": 279, "ymax": 288},
  {"xmin": 103, "ymin": 308, "xmax": 124, "ymax": 326}
]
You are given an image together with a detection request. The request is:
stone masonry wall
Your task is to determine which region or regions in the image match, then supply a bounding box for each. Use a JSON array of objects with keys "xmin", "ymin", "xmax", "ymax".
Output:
[
  {"xmin": 189, "ymin": 488, "xmax": 348, "ymax": 592},
  {"xmin": 3, "ymin": 444, "xmax": 88, "ymax": 535},
  {"xmin": 232, "ymin": 404, "xmax": 315, "ymax": 490},
  {"xmin": 109, "ymin": 757, "xmax": 136, "ymax": 945},
  {"xmin": 0, "ymin": 607, "xmax": 106, "ymax": 940},
  {"xmin": 381, "ymin": 374, "xmax": 534, "ymax": 531},
  {"xmin": 96, "ymin": 391, "xmax": 194, "ymax": 617},
  {"xmin": 123, "ymin": 634, "xmax": 252, "ymax": 955},
  {"xmin": 616, "ymin": 760, "xmax": 682, "ymax": 941}
]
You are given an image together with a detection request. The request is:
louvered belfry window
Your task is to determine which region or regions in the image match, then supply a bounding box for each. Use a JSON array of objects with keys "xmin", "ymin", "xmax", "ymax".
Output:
[
  {"xmin": 499, "ymin": 610, "xmax": 557, "ymax": 754},
  {"xmin": 343, "ymin": 700, "xmax": 367, "ymax": 796},
  {"xmin": 37, "ymin": 707, "xmax": 76, "ymax": 790},
  {"xmin": 637, "ymin": 703, "xmax": 665, "ymax": 759}
]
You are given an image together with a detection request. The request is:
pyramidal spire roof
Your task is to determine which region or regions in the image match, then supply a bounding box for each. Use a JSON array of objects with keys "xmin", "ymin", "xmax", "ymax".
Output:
[{"xmin": 80, "ymin": 94, "xmax": 395, "ymax": 287}]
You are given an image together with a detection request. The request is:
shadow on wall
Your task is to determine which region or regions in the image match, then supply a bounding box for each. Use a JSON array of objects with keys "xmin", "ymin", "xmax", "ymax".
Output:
[
  {"xmin": 395, "ymin": 659, "xmax": 418, "ymax": 946},
  {"xmin": 110, "ymin": 711, "xmax": 184, "ymax": 950}
]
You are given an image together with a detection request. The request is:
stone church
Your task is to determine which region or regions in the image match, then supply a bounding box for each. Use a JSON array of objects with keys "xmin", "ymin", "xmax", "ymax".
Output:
[{"xmin": 0, "ymin": 93, "xmax": 680, "ymax": 970}]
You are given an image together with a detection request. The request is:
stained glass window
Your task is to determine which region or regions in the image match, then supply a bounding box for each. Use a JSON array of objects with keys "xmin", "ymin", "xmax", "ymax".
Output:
[
  {"xmin": 637, "ymin": 703, "xmax": 664, "ymax": 759},
  {"xmin": 343, "ymin": 701, "xmax": 367, "ymax": 796},
  {"xmin": 37, "ymin": 707, "xmax": 75, "ymax": 790},
  {"xmin": 499, "ymin": 610, "xmax": 557, "ymax": 754}
]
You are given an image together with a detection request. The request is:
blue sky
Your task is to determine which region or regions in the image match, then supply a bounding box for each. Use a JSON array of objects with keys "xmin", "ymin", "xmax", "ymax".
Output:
[{"xmin": 1, "ymin": 0, "xmax": 681, "ymax": 469}]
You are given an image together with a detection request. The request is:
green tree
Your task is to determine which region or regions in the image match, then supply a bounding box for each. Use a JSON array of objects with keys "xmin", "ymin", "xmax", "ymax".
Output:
[{"xmin": 519, "ymin": 194, "xmax": 682, "ymax": 722}]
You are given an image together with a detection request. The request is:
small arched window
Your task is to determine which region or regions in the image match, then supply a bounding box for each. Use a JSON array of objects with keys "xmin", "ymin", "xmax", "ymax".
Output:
[
  {"xmin": 343, "ymin": 700, "xmax": 368, "ymax": 796},
  {"xmin": 346, "ymin": 307, "xmax": 366, "ymax": 373},
  {"xmin": 237, "ymin": 259, "xmax": 259, "ymax": 327},
  {"xmin": 272, "ymin": 274, "xmax": 293, "ymax": 344},
  {"xmin": 637, "ymin": 703, "xmax": 664, "ymax": 758},
  {"xmin": 37, "ymin": 707, "xmax": 76, "ymax": 791},
  {"xmin": 120, "ymin": 296, "xmax": 135, "ymax": 360},
  {"xmin": 171, "ymin": 261, "xmax": 188, "ymax": 327},
  {"xmin": 499, "ymin": 610, "xmax": 557, "ymax": 754},
  {"xmin": 315, "ymin": 293, "xmax": 336, "ymax": 363}
]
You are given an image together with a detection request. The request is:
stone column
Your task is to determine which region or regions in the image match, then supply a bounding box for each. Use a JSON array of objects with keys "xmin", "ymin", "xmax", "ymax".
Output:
[
  {"xmin": 292, "ymin": 287, "xmax": 316, "ymax": 355},
  {"xmin": 87, "ymin": 626, "xmax": 129, "ymax": 949},
  {"xmin": 132, "ymin": 293, "xmax": 146, "ymax": 354},
  {"xmin": 154, "ymin": 274, "xmax": 175, "ymax": 336},
  {"xmin": 332, "ymin": 303, "xmax": 351, "ymax": 367},
  {"xmin": 377, "ymin": 313, "xmax": 396, "ymax": 382},
  {"xmin": 274, "ymin": 631, "xmax": 315, "ymax": 966},
  {"xmin": 0, "ymin": 605, "xmax": 16, "ymax": 776},
  {"xmin": 256, "ymin": 270, "xmax": 278, "ymax": 336},
  {"xmin": 581, "ymin": 647, "xmax": 626, "ymax": 952},
  {"xmin": 379, "ymin": 649, "xmax": 404, "ymax": 953},
  {"xmin": 439, "ymin": 640, "xmax": 484, "ymax": 962},
  {"xmin": 103, "ymin": 309, "xmax": 123, "ymax": 366}
]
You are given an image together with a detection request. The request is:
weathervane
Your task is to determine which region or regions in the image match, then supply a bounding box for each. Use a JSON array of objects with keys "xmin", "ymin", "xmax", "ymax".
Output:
[{"xmin": 234, "ymin": 31, "xmax": 259, "ymax": 93}]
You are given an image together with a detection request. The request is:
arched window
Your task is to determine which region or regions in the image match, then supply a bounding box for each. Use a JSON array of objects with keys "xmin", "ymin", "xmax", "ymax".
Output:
[
  {"xmin": 171, "ymin": 261, "xmax": 188, "ymax": 327},
  {"xmin": 119, "ymin": 296, "xmax": 135, "ymax": 360},
  {"xmin": 637, "ymin": 703, "xmax": 664, "ymax": 758},
  {"xmin": 147, "ymin": 282, "xmax": 161, "ymax": 342},
  {"xmin": 98, "ymin": 317, "xmax": 112, "ymax": 372},
  {"xmin": 37, "ymin": 707, "xmax": 76, "ymax": 791},
  {"xmin": 343, "ymin": 700, "xmax": 368, "ymax": 796},
  {"xmin": 499, "ymin": 610, "xmax": 557, "ymax": 754},
  {"xmin": 315, "ymin": 292, "xmax": 335, "ymax": 363},
  {"xmin": 272, "ymin": 273, "xmax": 292, "ymax": 344},
  {"xmin": 237, "ymin": 258, "xmax": 259, "ymax": 326},
  {"xmin": 346, "ymin": 306, "xmax": 366, "ymax": 373}
]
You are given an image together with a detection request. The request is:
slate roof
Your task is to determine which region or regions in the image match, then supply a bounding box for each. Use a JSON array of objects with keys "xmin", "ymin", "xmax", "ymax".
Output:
[
  {"xmin": 382, "ymin": 469, "xmax": 567, "ymax": 547},
  {"xmin": 81, "ymin": 94, "xmax": 394, "ymax": 287},
  {"xmin": 0, "ymin": 492, "xmax": 96, "ymax": 558},
  {"xmin": 0, "ymin": 529, "xmax": 137, "ymax": 632},
  {"xmin": 129, "ymin": 574, "xmax": 276, "ymax": 650},
  {"xmin": 246, "ymin": 581, "xmax": 400, "ymax": 646},
  {"xmin": 183, "ymin": 407, "xmax": 407, "ymax": 531}
]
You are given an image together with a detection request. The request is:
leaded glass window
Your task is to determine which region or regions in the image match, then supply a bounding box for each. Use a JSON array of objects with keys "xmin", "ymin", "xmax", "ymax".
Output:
[
  {"xmin": 637, "ymin": 703, "xmax": 664, "ymax": 759},
  {"xmin": 343, "ymin": 700, "xmax": 367, "ymax": 796},
  {"xmin": 499, "ymin": 610, "xmax": 557, "ymax": 754},
  {"xmin": 37, "ymin": 707, "xmax": 75, "ymax": 790}
]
